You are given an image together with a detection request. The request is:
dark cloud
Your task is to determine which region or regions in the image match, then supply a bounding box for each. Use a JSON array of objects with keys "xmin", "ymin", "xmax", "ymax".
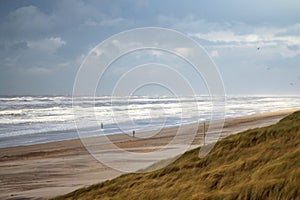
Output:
[
  {"xmin": 10, "ymin": 41, "xmax": 28, "ymax": 51},
  {"xmin": 0, "ymin": 0, "xmax": 299, "ymax": 95},
  {"xmin": 1, "ymin": 5, "xmax": 54, "ymax": 41}
]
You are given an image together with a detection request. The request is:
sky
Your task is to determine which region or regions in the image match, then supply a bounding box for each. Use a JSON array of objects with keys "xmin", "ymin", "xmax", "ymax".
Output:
[{"xmin": 0, "ymin": 0, "xmax": 299, "ymax": 95}]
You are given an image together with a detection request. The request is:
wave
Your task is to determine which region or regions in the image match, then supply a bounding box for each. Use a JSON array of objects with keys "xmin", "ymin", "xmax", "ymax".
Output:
[{"xmin": 0, "ymin": 95, "xmax": 299, "ymax": 148}]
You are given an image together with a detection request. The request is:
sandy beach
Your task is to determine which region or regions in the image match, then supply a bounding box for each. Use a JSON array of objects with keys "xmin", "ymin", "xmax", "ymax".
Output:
[{"xmin": 0, "ymin": 108, "xmax": 298, "ymax": 200}]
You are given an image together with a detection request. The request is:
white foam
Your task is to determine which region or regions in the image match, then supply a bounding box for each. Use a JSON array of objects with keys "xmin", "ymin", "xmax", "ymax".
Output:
[{"xmin": 0, "ymin": 95, "xmax": 299, "ymax": 144}]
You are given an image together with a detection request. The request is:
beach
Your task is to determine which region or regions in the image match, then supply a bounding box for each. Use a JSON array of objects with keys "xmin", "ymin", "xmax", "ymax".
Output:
[{"xmin": 0, "ymin": 108, "xmax": 298, "ymax": 199}]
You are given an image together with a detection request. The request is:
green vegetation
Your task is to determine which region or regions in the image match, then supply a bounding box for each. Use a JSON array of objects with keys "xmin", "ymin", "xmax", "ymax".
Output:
[{"xmin": 53, "ymin": 111, "xmax": 300, "ymax": 200}]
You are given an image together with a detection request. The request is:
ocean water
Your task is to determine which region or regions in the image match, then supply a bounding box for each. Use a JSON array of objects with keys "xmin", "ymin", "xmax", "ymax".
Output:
[{"xmin": 0, "ymin": 95, "xmax": 299, "ymax": 148}]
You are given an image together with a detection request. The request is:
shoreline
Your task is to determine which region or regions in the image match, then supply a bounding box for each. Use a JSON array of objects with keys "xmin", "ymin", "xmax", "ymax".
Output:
[
  {"xmin": 1, "ymin": 108, "xmax": 299, "ymax": 149},
  {"xmin": 0, "ymin": 108, "xmax": 299, "ymax": 199}
]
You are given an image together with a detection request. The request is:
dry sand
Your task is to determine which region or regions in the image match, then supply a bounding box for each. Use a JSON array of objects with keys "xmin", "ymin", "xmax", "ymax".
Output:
[{"xmin": 0, "ymin": 108, "xmax": 298, "ymax": 200}]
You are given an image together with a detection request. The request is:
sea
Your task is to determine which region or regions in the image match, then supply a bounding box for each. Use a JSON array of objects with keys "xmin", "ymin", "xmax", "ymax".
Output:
[{"xmin": 0, "ymin": 95, "xmax": 299, "ymax": 148}]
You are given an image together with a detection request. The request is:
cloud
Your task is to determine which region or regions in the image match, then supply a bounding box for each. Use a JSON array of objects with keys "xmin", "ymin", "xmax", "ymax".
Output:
[
  {"xmin": 174, "ymin": 47, "xmax": 191, "ymax": 57},
  {"xmin": 25, "ymin": 66, "xmax": 52, "ymax": 75},
  {"xmin": 157, "ymin": 15, "xmax": 300, "ymax": 58},
  {"xmin": 27, "ymin": 37, "xmax": 66, "ymax": 53},
  {"xmin": 191, "ymin": 31, "xmax": 260, "ymax": 43},
  {"xmin": 192, "ymin": 30, "xmax": 300, "ymax": 47},
  {"xmin": 149, "ymin": 50, "xmax": 163, "ymax": 57},
  {"xmin": 85, "ymin": 17, "xmax": 126, "ymax": 27},
  {"xmin": 188, "ymin": 24, "xmax": 300, "ymax": 58},
  {"xmin": 0, "ymin": 37, "xmax": 69, "ymax": 75},
  {"xmin": 157, "ymin": 15, "xmax": 224, "ymax": 33},
  {"xmin": 1, "ymin": 5, "xmax": 54, "ymax": 40},
  {"xmin": 10, "ymin": 42, "xmax": 29, "ymax": 51},
  {"xmin": 1, "ymin": 0, "xmax": 300, "ymax": 95},
  {"xmin": 0, "ymin": 1, "xmax": 132, "ymax": 42},
  {"xmin": 91, "ymin": 48, "xmax": 103, "ymax": 57}
]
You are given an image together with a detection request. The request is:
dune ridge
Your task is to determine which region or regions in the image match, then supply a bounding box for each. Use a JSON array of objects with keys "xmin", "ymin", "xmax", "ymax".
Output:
[{"xmin": 53, "ymin": 110, "xmax": 300, "ymax": 200}]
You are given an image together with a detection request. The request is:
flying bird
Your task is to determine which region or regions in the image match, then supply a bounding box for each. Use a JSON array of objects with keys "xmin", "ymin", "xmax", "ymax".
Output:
[{"xmin": 257, "ymin": 47, "xmax": 260, "ymax": 50}]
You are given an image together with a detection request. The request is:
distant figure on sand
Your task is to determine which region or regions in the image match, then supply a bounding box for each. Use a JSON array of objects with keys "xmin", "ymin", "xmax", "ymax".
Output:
[
  {"xmin": 132, "ymin": 130, "xmax": 135, "ymax": 137},
  {"xmin": 101, "ymin": 123, "xmax": 103, "ymax": 129}
]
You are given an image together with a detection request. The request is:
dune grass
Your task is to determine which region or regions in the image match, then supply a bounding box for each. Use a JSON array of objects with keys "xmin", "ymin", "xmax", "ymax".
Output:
[{"xmin": 53, "ymin": 111, "xmax": 300, "ymax": 200}]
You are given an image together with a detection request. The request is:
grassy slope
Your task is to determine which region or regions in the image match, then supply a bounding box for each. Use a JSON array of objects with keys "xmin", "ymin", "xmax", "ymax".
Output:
[{"xmin": 53, "ymin": 111, "xmax": 300, "ymax": 200}]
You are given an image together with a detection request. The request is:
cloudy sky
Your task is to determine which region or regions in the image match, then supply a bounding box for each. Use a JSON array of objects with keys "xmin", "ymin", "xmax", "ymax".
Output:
[{"xmin": 0, "ymin": 0, "xmax": 299, "ymax": 95}]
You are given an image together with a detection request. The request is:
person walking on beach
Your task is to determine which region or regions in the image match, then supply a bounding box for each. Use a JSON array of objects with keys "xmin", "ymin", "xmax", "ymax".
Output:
[{"xmin": 132, "ymin": 130, "xmax": 135, "ymax": 137}]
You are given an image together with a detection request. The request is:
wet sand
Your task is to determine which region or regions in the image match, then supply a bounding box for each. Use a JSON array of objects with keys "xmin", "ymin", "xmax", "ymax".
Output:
[{"xmin": 0, "ymin": 108, "xmax": 298, "ymax": 199}]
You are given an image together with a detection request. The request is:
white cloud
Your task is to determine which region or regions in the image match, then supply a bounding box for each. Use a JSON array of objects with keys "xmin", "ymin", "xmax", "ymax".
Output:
[
  {"xmin": 189, "ymin": 25, "xmax": 300, "ymax": 58},
  {"xmin": 91, "ymin": 48, "xmax": 103, "ymax": 57},
  {"xmin": 191, "ymin": 31, "xmax": 268, "ymax": 44},
  {"xmin": 111, "ymin": 39, "xmax": 120, "ymax": 46},
  {"xmin": 26, "ymin": 67, "xmax": 52, "ymax": 75},
  {"xmin": 174, "ymin": 47, "xmax": 191, "ymax": 57},
  {"xmin": 158, "ymin": 15, "xmax": 300, "ymax": 58},
  {"xmin": 149, "ymin": 50, "xmax": 163, "ymax": 57},
  {"xmin": 192, "ymin": 30, "xmax": 300, "ymax": 48},
  {"xmin": 27, "ymin": 37, "xmax": 66, "ymax": 53}
]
